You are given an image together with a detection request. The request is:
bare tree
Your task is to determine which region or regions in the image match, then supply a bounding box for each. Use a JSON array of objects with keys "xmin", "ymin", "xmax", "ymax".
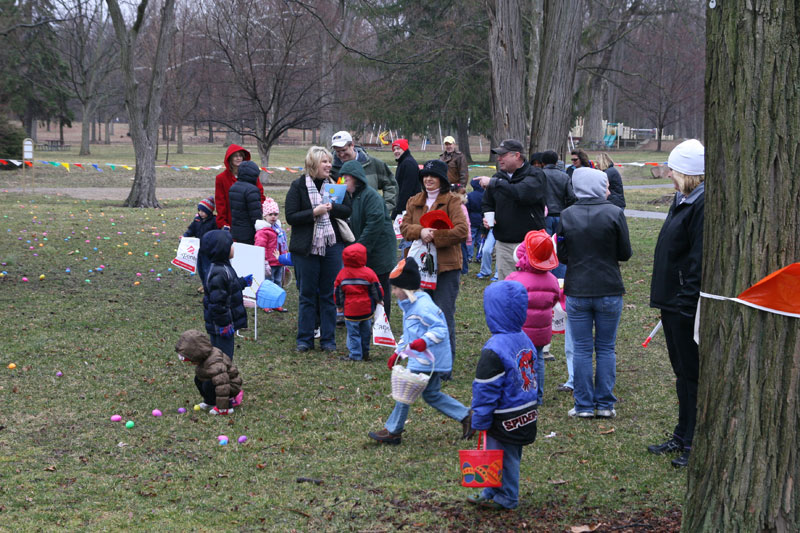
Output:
[
  {"xmin": 683, "ymin": 2, "xmax": 800, "ymax": 531},
  {"xmin": 203, "ymin": 0, "xmax": 344, "ymax": 169},
  {"xmin": 105, "ymin": 0, "xmax": 176, "ymax": 208},
  {"xmin": 55, "ymin": 0, "xmax": 117, "ymax": 155}
]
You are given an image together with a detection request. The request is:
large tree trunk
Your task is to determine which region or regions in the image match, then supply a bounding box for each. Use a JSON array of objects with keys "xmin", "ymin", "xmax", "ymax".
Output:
[
  {"xmin": 582, "ymin": 76, "xmax": 605, "ymax": 147},
  {"xmin": 525, "ymin": 0, "xmax": 543, "ymax": 156},
  {"xmin": 106, "ymin": 0, "xmax": 177, "ymax": 208},
  {"xmin": 486, "ymin": 0, "xmax": 527, "ymax": 144},
  {"xmin": 529, "ymin": 0, "xmax": 583, "ymax": 154},
  {"xmin": 682, "ymin": 3, "xmax": 800, "ymax": 532},
  {"xmin": 80, "ymin": 102, "xmax": 92, "ymax": 155}
]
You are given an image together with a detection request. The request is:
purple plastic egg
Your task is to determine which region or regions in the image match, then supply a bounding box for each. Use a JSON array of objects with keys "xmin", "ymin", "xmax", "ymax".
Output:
[
  {"xmin": 238, "ymin": 436, "xmax": 247, "ymax": 444},
  {"xmin": 151, "ymin": 409, "xmax": 162, "ymax": 417},
  {"xmin": 110, "ymin": 414, "xmax": 122, "ymax": 422},
  {"xmin": 177, "ymin": 407, "xmax": 186, "ymax": 414}
]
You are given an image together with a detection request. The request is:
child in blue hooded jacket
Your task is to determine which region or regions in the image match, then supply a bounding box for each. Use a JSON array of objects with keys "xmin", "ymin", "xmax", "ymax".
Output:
[
  {"xmin": 200, "ymin": 230, "xmax": 254, "ymax": 360},
  {"xmin": 368, "ymin": 258, "xmax": 474, "ymax": 445},
  {"xmin": 468, "ymin": 280, "xmax": 540, "ymax": 510}
]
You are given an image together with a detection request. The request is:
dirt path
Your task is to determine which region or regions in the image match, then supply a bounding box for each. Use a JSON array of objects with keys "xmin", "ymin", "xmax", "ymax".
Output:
[{"xmin": 3, "ymin": 186, "xmax": 289, "ymax": 201}]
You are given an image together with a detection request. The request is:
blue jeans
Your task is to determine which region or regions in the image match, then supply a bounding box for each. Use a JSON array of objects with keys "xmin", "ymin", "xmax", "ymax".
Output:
[
  {"xmin": 385, "ymin": 372, "xmax": 469, "ymax": 434},
  {"xmin": 269, "ymin": 265, "xmax": 284, "ymax": 287},
  {"xmin": 534, "ymin": 345, "xmax": 544, "ymax": 405},
  {"xmin": 345, "ymin": 319, "xmax": 371, "ymax": 360},
  {"xmin": 545, "ymin": 215, "xmax": 566, "ymax": 279},
  {"xmin": 479, "ymin": 230, "xmax": 498, "ymax": 277},
  {"xmin": 461, "ymin": 242, "xmax": 469, "ymax": 274},
  {"xmin": 293, "ymin": 243, "xmax": 343, "ymax": 349},
  {"xmin": 566, "ymin": 295, "xmax": 623, "ymax": 413},
  {"xmin": 562, "ymin": 320, "xmax": 574, "ymax": 389},
  {"xmin": 480, "ymin": 433, "xmax": 525, "ymax": 509},
  {"xmin": 469, "ymin": 226, "xmax": 484, "ymax": 261}
]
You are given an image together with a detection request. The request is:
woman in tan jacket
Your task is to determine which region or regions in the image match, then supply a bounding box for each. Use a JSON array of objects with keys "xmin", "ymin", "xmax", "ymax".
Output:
[{"xmin": 401, "ymin": 159, "xmax": 468, "ymax": 378}]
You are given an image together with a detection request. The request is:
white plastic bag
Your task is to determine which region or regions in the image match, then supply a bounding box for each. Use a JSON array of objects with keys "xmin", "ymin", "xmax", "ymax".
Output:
[
  {"xmin": 172, "ymin": 237, "xmax": 200, "ymax": 273},
  {"xmin": 552, "ymin": 301, "xmax": 566, "ymax": 334},
  {"xmin": 407, "ymin": 239, "xmax": 437, "ymax": 290},
  {"xmin": 372, "ymin": 304, "xmax": 396, "ymax": 347}
]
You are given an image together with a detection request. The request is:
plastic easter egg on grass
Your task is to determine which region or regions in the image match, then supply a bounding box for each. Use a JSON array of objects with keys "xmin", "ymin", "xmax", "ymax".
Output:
[
  {"xmin": 152, "ymin": 409, "xmax": 162, "ymax": 417},
  {"xmin": 193, "ymin": 404, "xmax": 202, "ymax": 411},
  {"xmin": 238, "ymin": 436, "xmax": 247, "ymax": 444},
  {"xmin": 110, "ymin": 414, "xmax": 122, "ymax": 422},
  {"xmin": 8, "ymin": 363, "xmax": 16, "ymax": 369},
  {"xmin": 125, "ymin": 420, "xmax": 135, "ymax": 428},
  {"xmin": 56, "ymin": 371, "xmax": 63, "ymax": 377},
  {"xmin": 21, "ymin": 277, "xmax": 28, "ymax": 282},
  {"xmin": 218, "ymin": 435, "xmax": 228, "ymax": 446},
  {"xmin": 177, "ymin": 407, "xmax": 186, "ymax": 414},
  {"xmin": 39, "ymin": 274, "xmax": 45, "ymax": 280}
]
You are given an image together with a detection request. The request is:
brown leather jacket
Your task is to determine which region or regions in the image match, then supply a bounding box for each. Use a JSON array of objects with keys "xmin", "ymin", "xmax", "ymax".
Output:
[
  {"xmin": 439, "ymin": 150, "xmax": 468, "ymax": 186},
  {"xmin": 175, "ymin": 330, "xmax": 242, "ymax": 410},
  {"xmin": 400, "ymin": 191, "xmax": 468, "ymax": 273}
]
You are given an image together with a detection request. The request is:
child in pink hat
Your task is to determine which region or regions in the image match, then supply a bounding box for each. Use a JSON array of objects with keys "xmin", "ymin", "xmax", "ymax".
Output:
[
  {"xmin": 254, "ymin": 197, "xmax": 289, "ymax": 312},
  {"xmin": 505, "ymin": 230, "xmax": 561, "ymax": 404}
]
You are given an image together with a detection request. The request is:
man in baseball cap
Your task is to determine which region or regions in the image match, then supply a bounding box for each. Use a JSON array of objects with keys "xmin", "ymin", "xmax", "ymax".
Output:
[
  {"xmin": 439, "ymin": 135, "xmax": 468, "ymax": 186},
  {"xmin": 330, "ymin": 130, "xmax": 397, "ymax": 214}
]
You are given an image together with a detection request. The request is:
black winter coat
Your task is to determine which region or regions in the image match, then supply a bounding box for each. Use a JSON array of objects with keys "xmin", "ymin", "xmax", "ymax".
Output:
[
  {"xmin": 481, "ymin": 161, "xmax": 546, "ymax": 243},
  {"xmin": 650, "ymin": 183, "xmax": 704, "ymax": 316},
  {"xmin": 557, "ymin": 199, "xmax": 632, "ymax": 297},
  {"xmin": 542, "ymin": 164, "xmax": 575, "ymax": 216},
  {"xmin": 228, "ymin": 172, "xmax": 262, "ymax": 244},
  {"xmin": 183, "ymin": 214, "xmax": 217, "ymax": 239},
  {"xmin": 604, "ymin": 165, "xmax": 626, "ymax": 209},
  {"xmin": 285, "ymin": 175, "xmax": 353, "ymax": 256},
  {"xmin": 200, "ymin": 230, "xmax": 248, "ymax": 334},
  {"xmin": 392, "ymin": 150, "xmax": 421, "ymax": 218}
]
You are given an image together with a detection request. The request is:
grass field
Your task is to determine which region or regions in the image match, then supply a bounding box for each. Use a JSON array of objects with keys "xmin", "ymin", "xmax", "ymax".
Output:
[{"xmin": 0, "ymin": 174, "xmax": 686, "ymax": 531}]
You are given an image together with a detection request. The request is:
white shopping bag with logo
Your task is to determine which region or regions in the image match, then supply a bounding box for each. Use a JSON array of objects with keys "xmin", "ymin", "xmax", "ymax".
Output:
[
  {"xmin": 172, "ymin": 237, "xmax": 200, "ymax": 273},
  {"xmin": 393, "ymin": 213, "xmax": 404, "ymax": 239},
  {"xmin": 372, "ymin": 304, "xmax": 397, "ymax": 347},
  {"xmin": 407, "ymin": 239, "xmax": 437, "ymax": 290},
  {"xmin": 552, "ymin": 301, "xmax": 566, "ymax": 334}
]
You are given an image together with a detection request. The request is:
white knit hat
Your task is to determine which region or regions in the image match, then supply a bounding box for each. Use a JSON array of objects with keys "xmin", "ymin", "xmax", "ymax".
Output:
[{"xmin": 668, "ymin": 139, "xmax": 705, "ymax": 176}]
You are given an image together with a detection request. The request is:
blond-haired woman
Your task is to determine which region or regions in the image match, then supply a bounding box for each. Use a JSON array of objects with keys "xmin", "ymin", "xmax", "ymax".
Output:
[
  {"xmin": 648, "ymin": 139, "xmax": 705, "ymax": 468},
  {"xmin": 285, "ymin": 146, "xmax": 352, "ymax": 352},
  {"xmin": 595, "ymin": 152, "xmax": 626, "ymax": 209}
]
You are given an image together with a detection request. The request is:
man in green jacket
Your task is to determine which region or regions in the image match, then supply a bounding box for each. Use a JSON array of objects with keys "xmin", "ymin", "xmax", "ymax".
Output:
[
  {"xmin": 340, "ymin": 159, "xmax": 397, "ymax": 318},
  {"xmin": 331, "ymin": 130, "xmax": 398, "ymax": 215}
]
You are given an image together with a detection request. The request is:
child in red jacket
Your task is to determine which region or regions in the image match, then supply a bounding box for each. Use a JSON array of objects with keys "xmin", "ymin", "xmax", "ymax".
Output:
[{"xmin": 334, "ymin": 243, "xmax": 384, "ymax": 361}]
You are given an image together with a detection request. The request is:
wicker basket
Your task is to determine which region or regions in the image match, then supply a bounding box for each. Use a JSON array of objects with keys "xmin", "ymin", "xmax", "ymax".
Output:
[{"xmin": 390, "ymin": 348, "xmax": 435, "ymax": 405}]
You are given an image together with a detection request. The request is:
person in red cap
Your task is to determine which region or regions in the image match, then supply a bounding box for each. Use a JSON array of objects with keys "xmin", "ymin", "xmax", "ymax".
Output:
[
  {"xmin": 214, "ymin": 144, "xmax": 265, "ymax": 230},
  {"xmin": 505, "ymin": 230, "xmax": 562, "ymax": 405},
  {"xmin": 391, "ymin": 138, "xmax": 421, "ymax": 220},
  {"xmin": 400, "ymin": 159, "xmax": 468, "ymax": 378}
]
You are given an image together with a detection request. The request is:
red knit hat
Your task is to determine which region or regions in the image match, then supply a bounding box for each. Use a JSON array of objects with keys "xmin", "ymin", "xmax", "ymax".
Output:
[
  {"xmin": 420, "ymin": 210, "xmax": 453, "ymax": 230},
  {"xmin": 524, "ymin": 230, "xmax": 558, "ymax": 271},
  {"xmin": 391, "ymin": 139, "xmax": 409, "ymax": 152}
]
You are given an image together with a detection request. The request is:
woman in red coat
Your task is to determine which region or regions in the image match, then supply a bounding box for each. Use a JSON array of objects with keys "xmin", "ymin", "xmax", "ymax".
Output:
[{"xmin": 214, "ymin": 144, "xmax": 265, "ymax": 230}]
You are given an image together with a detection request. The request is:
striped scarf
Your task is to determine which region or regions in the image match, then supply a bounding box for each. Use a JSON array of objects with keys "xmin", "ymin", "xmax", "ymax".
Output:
[{"xmin": 306, "ymin": 175, "xmax": 336, "ymax": 256}]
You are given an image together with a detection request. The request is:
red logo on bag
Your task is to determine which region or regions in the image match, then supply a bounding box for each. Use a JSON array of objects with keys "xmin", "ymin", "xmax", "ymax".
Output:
[
  {"xmin": 186, "ymin": 245, "xmax": 196, "ymax": 254},
  {"xmin": 516, "ymin": 349, "xmax": 537, "ymax": 392}
]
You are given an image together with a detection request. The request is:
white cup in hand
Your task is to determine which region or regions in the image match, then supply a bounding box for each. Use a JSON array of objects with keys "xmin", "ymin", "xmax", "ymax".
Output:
[{"xmin": 484, "ymin": 211, "xmax": 496, "ymax": 227}]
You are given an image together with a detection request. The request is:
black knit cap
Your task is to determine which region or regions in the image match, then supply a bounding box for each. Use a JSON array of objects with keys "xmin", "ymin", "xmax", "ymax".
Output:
[
  {"xmin": 419, "ymin": 159, "xmax": 449, "ymax": 189},
  {"xmin": 389, "ymin": 258, "xmax": 421, "ymax": 290}
]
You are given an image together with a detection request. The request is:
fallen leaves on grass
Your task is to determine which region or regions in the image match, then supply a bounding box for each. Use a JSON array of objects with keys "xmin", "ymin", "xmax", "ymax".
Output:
[
  {"xmin": 570, "ymin": 524, "xmax": 603, "ymax": 532},
  {"xmin": 599, "ymin": 428, "xmax": 615, "ymax": 435},
  {"xmin": 548, "ymin": 479, "xmax": 568, "ymax": 485}
]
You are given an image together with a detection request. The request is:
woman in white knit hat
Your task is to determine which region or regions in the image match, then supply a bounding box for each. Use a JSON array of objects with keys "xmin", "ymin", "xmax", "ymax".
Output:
[{"xmin": 647, "ymin": 139, "xmax": 705, "ymax": 468}]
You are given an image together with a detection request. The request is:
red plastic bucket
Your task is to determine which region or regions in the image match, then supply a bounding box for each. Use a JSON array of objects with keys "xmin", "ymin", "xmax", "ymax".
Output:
[{"xmin": 459, "ymin": 431, "xmax": 503, "ymax": 488}]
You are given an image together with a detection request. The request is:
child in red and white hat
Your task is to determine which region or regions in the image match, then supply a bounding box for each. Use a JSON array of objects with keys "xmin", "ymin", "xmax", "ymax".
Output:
[{"xmin": 254, "ymin": 197, "xmax": 289, "ymax": 312}]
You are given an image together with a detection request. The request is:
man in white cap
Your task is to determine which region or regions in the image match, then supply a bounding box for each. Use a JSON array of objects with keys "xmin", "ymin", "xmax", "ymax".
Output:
[
  {"xmin": 330, "ymin": 130, "xmax": 398, "ymax": 214},
  {"xmin": 439, "ymin": 135, "xmax": 468, "ymax": 187}
]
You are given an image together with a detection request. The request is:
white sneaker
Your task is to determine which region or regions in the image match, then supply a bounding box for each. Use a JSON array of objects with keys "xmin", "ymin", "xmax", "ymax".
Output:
[
  {"xmin": 568, "ymin": 407, "xmax": 594, "ymax": 418},
  {"xmin": 197, "ymin": 402, "xmax": 212, "ymax": 410},
  {"xmin": 595, "ymin": 409, "xmax": 617, "ymax": 418},
  {"xmin": 314, "ymin": 328, "xmax": 321, "ymax": 339}
]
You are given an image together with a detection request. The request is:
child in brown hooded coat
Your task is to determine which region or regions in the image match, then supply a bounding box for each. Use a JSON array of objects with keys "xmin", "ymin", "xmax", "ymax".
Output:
[{"xmin": 175, "ymin": 329, "xmax": 243, "ymax": 415}]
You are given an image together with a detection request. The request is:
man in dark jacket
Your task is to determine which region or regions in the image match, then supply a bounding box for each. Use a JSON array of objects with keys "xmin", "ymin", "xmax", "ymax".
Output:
[
  {"xmin": 340, "ymin": 159, "xmax": 397, "ymax": 317},
  {"xmin": 228, "ymin": 160, "xmax": 263, "ymax": 244},
  {"xmin": 439, "ymin": 135, "xmax": 469, "ymax": 187},
  {"xmin": 541, "ymin": 150, "xmax": 575, "ymax": 279},
  {"xmin": 390, "ymin": 138, "xmax": 421, "ymax": 218},
  {"xmin": 331, "ymin": 130, "xmax": 398, "ymax": 214},
  {"xmin": 478, "ymin": 139, "xmax": 547, "ymax": 280}
]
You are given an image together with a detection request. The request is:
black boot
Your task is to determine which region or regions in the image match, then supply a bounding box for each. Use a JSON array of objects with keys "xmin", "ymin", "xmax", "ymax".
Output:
[{"xmin": 671, "ymin": 450, "xmax": 690, "ymax": 468}]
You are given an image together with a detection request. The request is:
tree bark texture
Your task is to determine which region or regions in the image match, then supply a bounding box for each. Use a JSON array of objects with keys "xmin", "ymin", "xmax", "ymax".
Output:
[
  {"xmin": 486, "ymin": 0, "xmax": 527, "ymax": 143},
  {"xmin": 525, "ymin": 0, "xmax": 543, "ymax": 156},
  {"xmin": 80, "ymin": 102, "xmax": 92, "ymax": 155},
  {"xmin": 529, "ymin": 0, "xmax": 583, "ymax": 154},
  {"xmin": 106, "ymin": 0, "xmax": 177, "ymax": 208},
  {"xmin": 683, "ymin": 3, "xmax": 800, "ymax": 532},
  {"xmin": 456, "ymin": 116, "xmax": 472, "ymax": 164}
]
